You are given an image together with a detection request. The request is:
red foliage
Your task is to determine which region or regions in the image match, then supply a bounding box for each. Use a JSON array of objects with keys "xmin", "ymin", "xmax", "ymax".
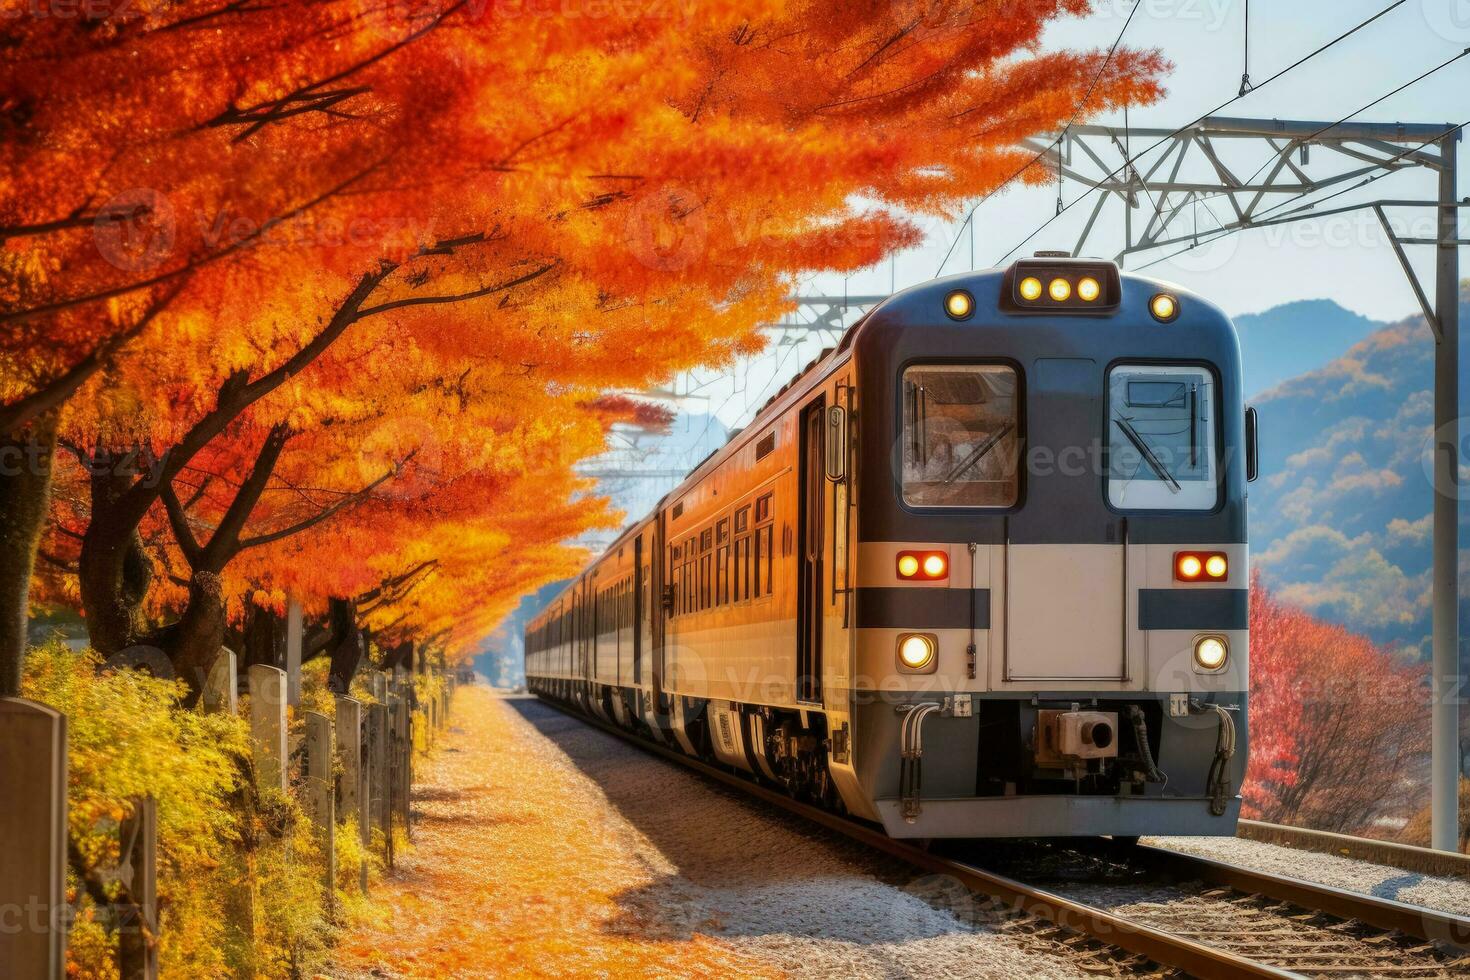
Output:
[{"xmin": 1244, "ymin": 575, "xmax": 1430, "ymax": 832}]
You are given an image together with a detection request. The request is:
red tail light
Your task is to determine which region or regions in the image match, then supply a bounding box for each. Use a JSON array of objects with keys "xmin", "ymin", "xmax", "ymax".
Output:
[
  {"xmin": 897, "ymin": 550, "xmax": 948, "ymax": 581},
  {"xmin": 1175, "ymin": 551, "xmax": 1228, "ymax": 582}
]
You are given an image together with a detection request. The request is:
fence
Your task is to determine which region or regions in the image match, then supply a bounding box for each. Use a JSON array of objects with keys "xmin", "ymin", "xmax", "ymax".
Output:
[{"xmin": 0, "ymin": 651, "xmax": 456, "ymax": 979}]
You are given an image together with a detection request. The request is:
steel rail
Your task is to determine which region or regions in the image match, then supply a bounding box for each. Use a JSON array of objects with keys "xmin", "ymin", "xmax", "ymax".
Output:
[
  {"xmin": 1124, "ymin": 843, "xmax": 1470, "ymax": 950},
  {"xmin": 533, "ymin": 697, "xmax": 1300, "ymax": 979}
]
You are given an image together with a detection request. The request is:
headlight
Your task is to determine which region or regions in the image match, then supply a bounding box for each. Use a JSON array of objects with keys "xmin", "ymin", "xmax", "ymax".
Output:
[
  {"xmin": 1194, "ymin": 635, "xmax": 1228, "ymax": 671},
  {"xmin": 922, "ymin": 553, "xmax": 947, "ymax": 577},
  {"xmin": 1019, "ymin": 276, "xmax": 1043, "ymax": 301},
  {"xmin": 897, "ymin": 554, "xmax": 920, "ymax": 577},
  {"xmin": 1205, "ymin": 554, "xmax": 1228, "ymax": 579},
  {"xmin": 944, "ymin": 289, "xmax": 974, "ymax": 320},
  {"xmin": 1048, "ymin": 277, "xmax": 1071, "ymax": 301},
  {"xmin": 898, "ymin": 633, "xmax": 936, "ymax": 671},
  {"xmin": 1150, "ymin": 293, "xmax": 1179, "ymax": 322},
  {"xmin": 1077, "ymin": 276, "xmax": 1101, "ymax": 302}
]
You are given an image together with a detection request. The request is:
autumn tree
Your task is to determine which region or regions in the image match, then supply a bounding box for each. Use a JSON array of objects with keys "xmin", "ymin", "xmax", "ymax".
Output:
[
  {"xmin": 1244, "ymin": 577, "xmax": 1430, "ymax": 833},
  {"xmin": 3, "ymin": 0, "xmax": 1165, "ymax": 692}
]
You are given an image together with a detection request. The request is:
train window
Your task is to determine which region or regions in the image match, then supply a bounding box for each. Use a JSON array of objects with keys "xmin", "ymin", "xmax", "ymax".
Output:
[
  {"xmin": 735, "ymin": 506, "xmax": 749, "ymax": 533},
  {"xmin": 755, "ymin": 493, "xmax": 773, "ymax": 523},
  {"xmin": 1107, "ymin": 364, "xmax": 1218, "ymax": 511},
  {"xmin": 717, "ymin": 542, "xmax": 730, "ymax": 605},
  {"xmin": 717, "ymin": 518, "xmax": 729, "ymax": 543},
  {"xmin": 901, "ymin": 364, "xmax": 1019, "ymax": 508},
  {"xmin": 753, "ymin": 524, "xmax": 775, "ymax": 597},
  {"xmin": 700, "ymin": 551, "xmax": 712, "ymax": 609},
  {"xmin": 700, "ymin": 528, "xmax": 713, "ymax": 551}
]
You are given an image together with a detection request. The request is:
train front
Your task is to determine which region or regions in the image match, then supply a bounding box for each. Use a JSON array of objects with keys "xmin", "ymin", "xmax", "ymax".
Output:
[{"xmin": 848, "ymin": 256, "xmax": 1251, "ymax": 838}]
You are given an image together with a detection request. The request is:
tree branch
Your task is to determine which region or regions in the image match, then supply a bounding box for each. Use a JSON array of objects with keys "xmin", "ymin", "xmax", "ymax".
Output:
[
  {"xmin": 235, "ymin": 449, "xmax": 410, "ymax": 552},
  {"xmin": 158, "ymin": 480, "xmax": 204, "ymax": 568},
  {"xmin": 0, "ymin": 281, "xmax": 184, "ymax": 434},
  {"xmin": 198, "ymin": 424, "xmax": 292, "ymax": 571}
]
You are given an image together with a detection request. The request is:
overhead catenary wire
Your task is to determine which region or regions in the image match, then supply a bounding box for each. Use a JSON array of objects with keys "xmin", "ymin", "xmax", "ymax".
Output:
[
  {"xmin": 931, "ymin": 0, "xmax": 1143, "ymax": 277},
  {"xmin": 1133, "ymin": 116, "xmax": 1469, "ymax": 273},
  {"xmin": 990, "ymin": 0, "xmax": 1411, "ymax": 268}
]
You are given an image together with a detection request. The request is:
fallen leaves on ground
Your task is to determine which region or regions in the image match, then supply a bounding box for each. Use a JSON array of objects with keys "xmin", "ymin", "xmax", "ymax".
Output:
[{"xmin": 329, "ymin": 687, "xmax": 782, "ymax": 979}]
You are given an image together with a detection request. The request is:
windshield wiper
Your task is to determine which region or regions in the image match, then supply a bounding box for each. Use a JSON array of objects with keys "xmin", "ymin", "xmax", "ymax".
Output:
[
  {"xmin": 943, "ymin": 422, "xmax": 1015, "ymax": 484},
  {"xmin": 1114, "ymin": 416, "xmax": 1180, "ymax": 493}
]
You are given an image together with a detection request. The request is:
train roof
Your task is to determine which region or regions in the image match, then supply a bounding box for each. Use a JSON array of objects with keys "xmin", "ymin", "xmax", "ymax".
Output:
[{"xmin": 533, "ymin": 258, "xmax": 1231, "ymax": 619}]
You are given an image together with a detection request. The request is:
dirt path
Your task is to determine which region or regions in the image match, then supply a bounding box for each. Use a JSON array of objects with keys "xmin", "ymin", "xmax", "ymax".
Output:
[{"xmin": 330, "ymin": 688, "xmax": 1092, "ymax": 979}]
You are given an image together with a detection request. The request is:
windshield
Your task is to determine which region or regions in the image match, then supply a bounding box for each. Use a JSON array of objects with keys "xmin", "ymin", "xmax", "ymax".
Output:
[
  {"xmin": 901, "ymin": 364, "xmax": 1019, "ymax": 507},
  {"xmin": 1107, "ymin": 364, "xmax": 1218, "ymax": 510}
]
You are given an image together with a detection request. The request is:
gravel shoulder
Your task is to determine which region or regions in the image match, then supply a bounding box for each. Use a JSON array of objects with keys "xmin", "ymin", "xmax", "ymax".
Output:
[
  {"xmin": 332, "ymin": 689, "xmax": 1102, "ymax": 978},
  {"xmin": 1146, "ymin": 834, "xmax": 1470, "ymax": 917}
]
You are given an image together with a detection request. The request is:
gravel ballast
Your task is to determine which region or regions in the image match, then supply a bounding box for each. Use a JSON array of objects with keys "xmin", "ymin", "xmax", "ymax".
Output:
[
  {"xmin": 512, "ymin": 698, "xmax": 1101, "ymax": 979},
  {"xmin": 1147, "ymin": 834, "xmax": 1470, "ymax": 917}
]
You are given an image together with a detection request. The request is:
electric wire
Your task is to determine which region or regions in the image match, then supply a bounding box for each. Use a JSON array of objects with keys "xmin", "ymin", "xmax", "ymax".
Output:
[
  {"xmin": 990, "ymin": 0, "xmax": 1411, "ymax": 267},
  {"xmin": 931, "ymin": 0, "xmax": 1142, "ymax": 277}
]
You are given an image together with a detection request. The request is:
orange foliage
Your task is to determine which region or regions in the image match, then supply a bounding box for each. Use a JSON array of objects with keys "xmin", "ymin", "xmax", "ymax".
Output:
[{"xmin": 6, "ymin": 0, "xmax": 1166, "ymax": 667}]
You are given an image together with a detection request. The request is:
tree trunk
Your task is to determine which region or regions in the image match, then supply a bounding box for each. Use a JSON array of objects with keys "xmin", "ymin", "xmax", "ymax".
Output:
[
  {"xmin": 239, "ymin": 599, "xmax": 282, "ymax": 673},
  {"xmin": 78, "ymin": 461, "xmax": 154, "ymax": 656},
  {"xmin": 0, "ymin": 414, "xmax": 57, "ymax": 697},
  {"xmin": 160, "ymin": 572, "xmax": 227, "ymax": 698},
  {"xmin": 325, "ymin": 598, "xmax": 365, "ymax": 694}
]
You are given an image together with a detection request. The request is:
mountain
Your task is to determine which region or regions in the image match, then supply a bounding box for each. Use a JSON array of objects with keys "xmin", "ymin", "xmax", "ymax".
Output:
[
  {"xmin": 1247, "ymin": 287, "xmax": 1470, "ymax": 661},
  {"xmin": 1235, "ymin": 299, "xmax": 1386, "ymax": 399}
]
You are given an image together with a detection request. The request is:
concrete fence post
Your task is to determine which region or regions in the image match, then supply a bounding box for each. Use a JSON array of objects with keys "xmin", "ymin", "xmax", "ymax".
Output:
[
  {"xmin": 248, "ymin": 665, "xmax": 287, "ymax": 793},
  {"xmin": 304, "ymin": 711, "xmax": 335, "ymax": 917},
  {"xmin": 201, "ymin": 647, "xmax": 237, "ymax": 715},
  {"xmin": 370, "ymin": 700, "xmax": 392, "ymax": 867},
  {"xmin": 117, "ymin": 796, "xmax": 158, "ymax": 980},
  {"xmin": 396, "ymin": 694, "xmax": 414, "ymax": 841},
  {"xmin": 334, "ymin": 696, "xmax": 369, "ymax": 895},
  {"xmin": 285, "ymin": 598, "xmax": 303, "ymax": 707},
  {"xmin": 0, "ymin": 698, "xmax": 67, "ymax": 979}
]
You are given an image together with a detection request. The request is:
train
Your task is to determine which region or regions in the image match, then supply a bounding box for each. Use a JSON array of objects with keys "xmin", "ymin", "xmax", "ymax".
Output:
[{"xmin": 525, "ymin": 255, "xmax": 1254, "ymax": 839}]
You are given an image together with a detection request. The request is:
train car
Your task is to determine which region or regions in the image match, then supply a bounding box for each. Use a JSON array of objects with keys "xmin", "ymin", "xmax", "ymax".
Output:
[{"xmin": 525, "ymin": 255, "xmax": 1255, "ymax": 839}]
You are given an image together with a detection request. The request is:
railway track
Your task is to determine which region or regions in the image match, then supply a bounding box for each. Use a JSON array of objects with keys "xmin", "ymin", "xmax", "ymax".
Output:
[{"xmin": 535, "ymin": 698, "xmax": 1470, "ymax": 979}]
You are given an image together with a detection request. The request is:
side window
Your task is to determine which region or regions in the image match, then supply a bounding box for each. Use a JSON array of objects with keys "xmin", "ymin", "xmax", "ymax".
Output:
[
  {"xmin": 734, "ymin": 506, "xmax": 751, "ymax": 602},
  {"xmin": 753, "ymin": 493, "xmax": 775, "ymax": 598},
  {"xmin": 716, "ymin": 518, "xmax": 730, "ymax": 606},
  {"xmin": 1107, "ymin": 364, "xmax": 1218, "ymax": 511}
]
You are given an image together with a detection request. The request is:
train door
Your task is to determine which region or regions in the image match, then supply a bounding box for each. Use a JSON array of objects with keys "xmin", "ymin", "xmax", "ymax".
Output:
[
  {"xmin": 633, "ymin": 533, "xmax": 645, "ymax": 686},
  {"xmin": 797, "ymin": 398, "xmax": 825, "ymax": 704}
]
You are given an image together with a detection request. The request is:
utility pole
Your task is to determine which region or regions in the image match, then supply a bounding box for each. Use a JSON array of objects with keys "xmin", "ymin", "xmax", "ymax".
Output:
[{"xmin": 1432, "ymin": 132, "xmax": 1460, "ymax": 853}]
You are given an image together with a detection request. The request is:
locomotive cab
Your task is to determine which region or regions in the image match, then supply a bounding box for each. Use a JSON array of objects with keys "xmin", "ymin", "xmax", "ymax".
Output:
[
  {"xmin": 525, "ymin": 255, "xmax": 1250, "ymax": 842},
  {"xmin": 846, "ymin": 257, "xmax": 1249, "ymax": 837}
]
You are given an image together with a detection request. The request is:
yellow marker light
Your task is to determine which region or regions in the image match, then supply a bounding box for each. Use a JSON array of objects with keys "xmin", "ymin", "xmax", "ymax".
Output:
[
  {"xmin": 1194, "ymin": 635, "xmax": 1228, "ymax": 671},
  {"xmin": 945, "ymin": 289, "xmax": 974, "ymax": 320},
  {"xmin": 1019, "ymin": 276, "xmax": 1043, "ymax": 301},
  {"xmin": 1151, "ymin": 293, "xmax": 1178, "ymax": 321},
  {"xmin": 922, "ymin": 553, "xmax": 947, "ymax": 578},
  {"xmin": 1204, "ymin": 554, "xmax": 1228, "ymax": 579},
  {"xmin": 897, "ymin": 554, "xmax": 920, "ymax": 578},
  {"xmin": 1077, "ymin": 276, "xmax": 1101, "ymax": 302},
  {"xmin": 1048, "ymin": 278, "xmax": 1071, "ymax": 302},
  {"xmin": 1177, "ymin": 554, "xmax": 1203, "ymax": 580},
  {"xmin": 898, "ymin": 634, "xmax": 936, "ymax": 670}
]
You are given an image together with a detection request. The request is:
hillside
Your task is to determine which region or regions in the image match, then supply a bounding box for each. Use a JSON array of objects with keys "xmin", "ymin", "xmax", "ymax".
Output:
[{"xmin": 1249, "ymin": 288, "xmax": 1470, "ymax": 659}]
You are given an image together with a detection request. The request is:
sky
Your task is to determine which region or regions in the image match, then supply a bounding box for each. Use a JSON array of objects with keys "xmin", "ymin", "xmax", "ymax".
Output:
[
  {"xmin": 580, "ymin": 0, "xmax": 1470, "ymax": 537},
  {"xmin": 827, "ymin": 0, "xmax": 1470, "ymax": 322}
]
